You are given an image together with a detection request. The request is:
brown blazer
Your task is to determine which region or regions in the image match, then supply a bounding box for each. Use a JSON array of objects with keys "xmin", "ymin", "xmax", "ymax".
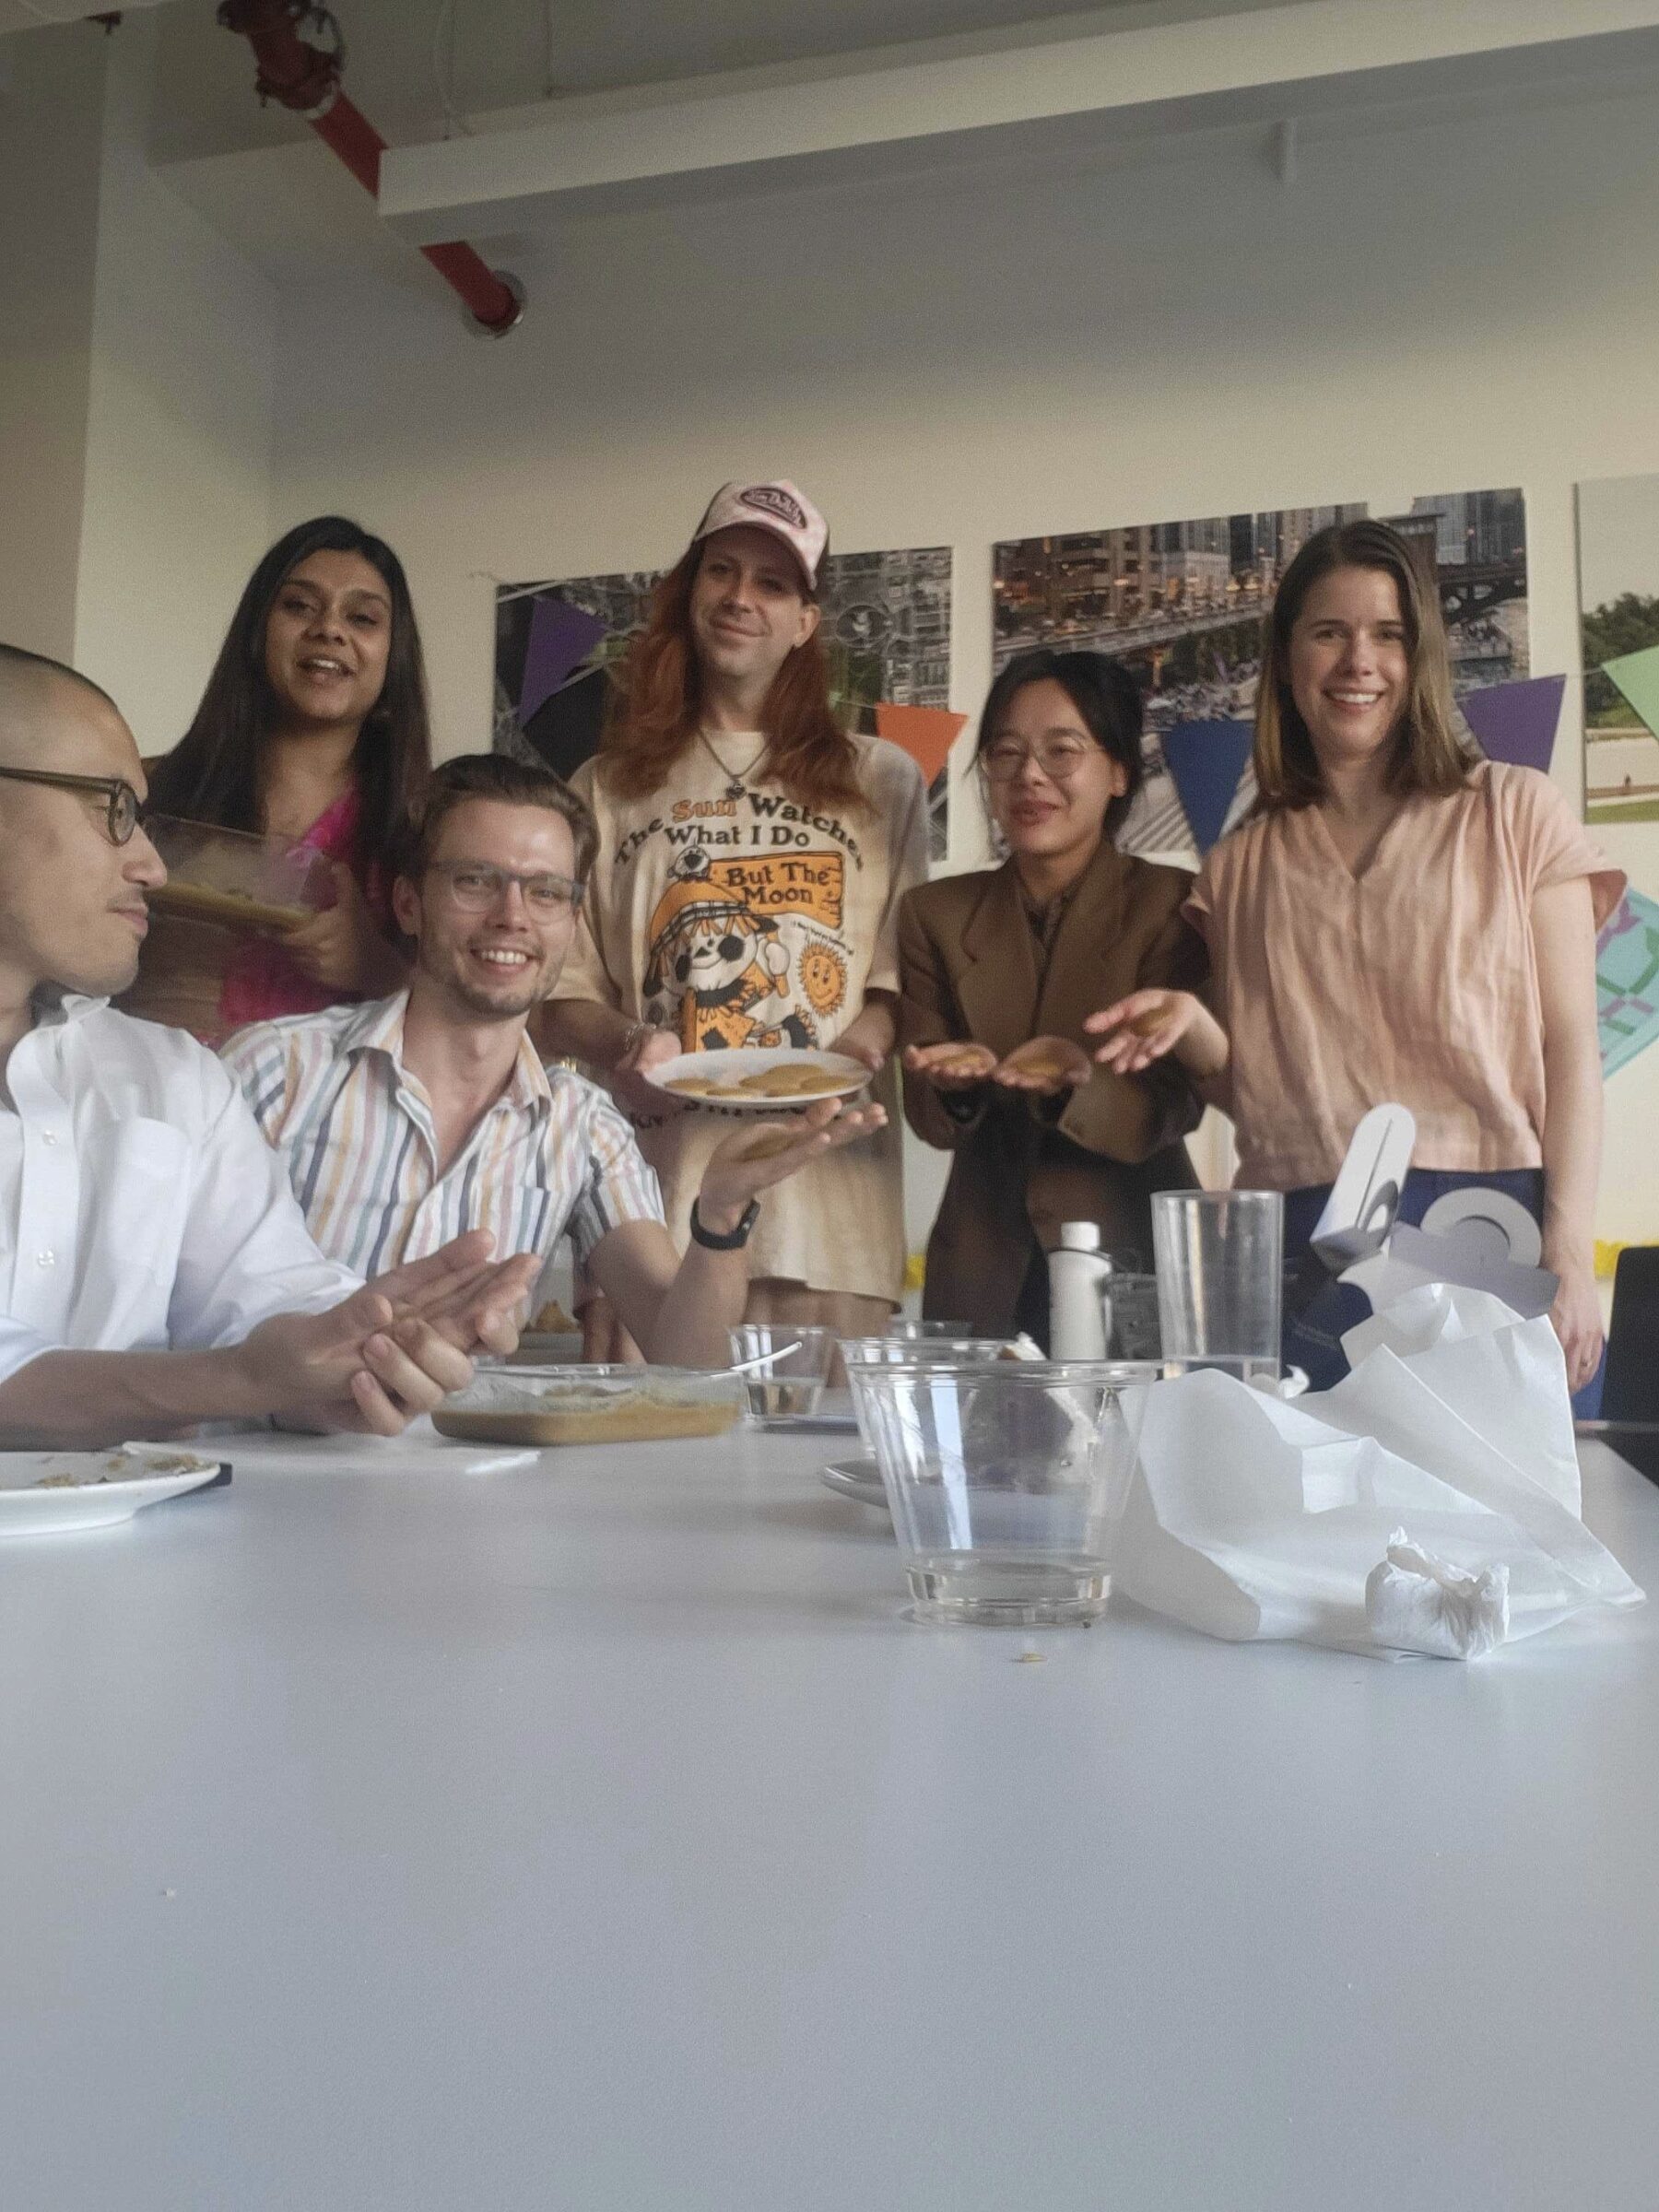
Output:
[{"xmin": 898, "ymin": 842, "xmax": 1206, "ymax": 1335}]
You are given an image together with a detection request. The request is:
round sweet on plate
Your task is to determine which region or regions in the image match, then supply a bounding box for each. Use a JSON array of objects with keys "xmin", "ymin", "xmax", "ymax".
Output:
[{"xmin": 644, "ymin": 1047, "xmax": 869, "ymax": 1111}]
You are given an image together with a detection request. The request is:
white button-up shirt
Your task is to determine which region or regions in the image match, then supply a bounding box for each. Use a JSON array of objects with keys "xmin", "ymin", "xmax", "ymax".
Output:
[{"xmin": 0, "ymin": 994, "xmax": 360, "ymax": 1386}]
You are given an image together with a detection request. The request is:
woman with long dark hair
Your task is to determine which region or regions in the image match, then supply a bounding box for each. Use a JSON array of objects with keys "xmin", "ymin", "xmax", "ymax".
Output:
[
  {"xmin": 124, "ymin": 515, "xmax": 430, "ymax": 1041},
  {"xmin": 541, "ymin": 480, "xmax": 927, "ymax": 1342},
  {"xmin": 899, "ymin": 649, "xmax": 1203, "ymax": 1342},
  {"xmin": 1089, "ymin": 518, "xmax": 1622, "ymax": 1388}
]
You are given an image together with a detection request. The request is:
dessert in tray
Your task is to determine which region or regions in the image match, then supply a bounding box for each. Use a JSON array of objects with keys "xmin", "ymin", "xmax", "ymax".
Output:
[
  {"xmin": 143, "ymin": 814, "xmax": 335, "ymax": 936},
  {"xmin": 432, "ymin": 1365, "xmax": 742, "ymax": 1447}
]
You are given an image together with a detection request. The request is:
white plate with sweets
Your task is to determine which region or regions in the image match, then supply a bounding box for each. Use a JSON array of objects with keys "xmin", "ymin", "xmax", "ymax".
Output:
[
  {"xmin": 646, "ymin": 1046, "xmax": 872, "ymax": 1112},
  {"xmin": 0, "ymin": 1445, "xmax": 228, "ymax": 1537}
]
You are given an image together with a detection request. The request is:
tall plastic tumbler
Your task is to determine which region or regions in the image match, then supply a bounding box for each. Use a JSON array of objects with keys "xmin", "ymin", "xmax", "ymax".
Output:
[{"xmin": 1151, "ymin": 1190, "xmax": 1284, "ymax": 1379}]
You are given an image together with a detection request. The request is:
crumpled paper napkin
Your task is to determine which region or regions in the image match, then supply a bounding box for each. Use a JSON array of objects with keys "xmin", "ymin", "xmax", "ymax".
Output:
[{"xmin": 1114, "ymin": 1285, "xmax": 1643, "ymax": 1658}]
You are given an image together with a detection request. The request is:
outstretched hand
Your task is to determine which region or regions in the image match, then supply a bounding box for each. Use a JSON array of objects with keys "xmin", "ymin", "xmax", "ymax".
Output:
[
  {"xmin": 903, "ymin": 1041, "xmax": 999, "ymax": 1091},
  {"xmin": 990, "ymin": 1036, "xmax": 1093, "ymax": 1097},
  {"xmin": 903, "ymin": 1037, "xmax": 1089, "ymax": 1098},
  {"xmin": 1086, "ymin": 990, "xmax": 1201, "ymax": 1073},
  {"xmin": 700, "ymin": 1098, "xmax": 888, "ymax": 1221}
]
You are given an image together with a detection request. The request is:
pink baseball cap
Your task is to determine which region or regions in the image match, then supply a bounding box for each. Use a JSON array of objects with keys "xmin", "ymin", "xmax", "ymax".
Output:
[{"xmin": 690, "ymin": 479, "xmax": 830, "ymax": 594}]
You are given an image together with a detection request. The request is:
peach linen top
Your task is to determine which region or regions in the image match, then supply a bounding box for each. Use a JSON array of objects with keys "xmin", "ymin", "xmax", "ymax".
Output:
[{"xmin": 1183, "ymin": 761, "xmax": 1625, "ymax": 1190}]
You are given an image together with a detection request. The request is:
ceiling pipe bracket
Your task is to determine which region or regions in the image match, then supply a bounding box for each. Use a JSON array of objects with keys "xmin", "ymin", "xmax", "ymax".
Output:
[{"xmin": 218, "ymin": 0, "xmax": 524, "ymax": 335}]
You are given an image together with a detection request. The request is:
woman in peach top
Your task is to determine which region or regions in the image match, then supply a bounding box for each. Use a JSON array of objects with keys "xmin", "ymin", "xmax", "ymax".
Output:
[{"xmin": 1090, "ymin": 519, "xmax": 1622, "ymax": 1390}]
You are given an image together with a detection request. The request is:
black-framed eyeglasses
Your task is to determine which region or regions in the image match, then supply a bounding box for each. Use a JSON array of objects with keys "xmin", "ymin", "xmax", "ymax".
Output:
[
  {"xmin": 428, "ymin": 861, "xmax": 584, "ymax": 917},
  {"xmin": 0, "ymin": 766, "xmax": 142, "ymax": 845}
]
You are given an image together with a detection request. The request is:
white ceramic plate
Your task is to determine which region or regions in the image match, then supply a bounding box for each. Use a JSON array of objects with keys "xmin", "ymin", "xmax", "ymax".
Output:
[
  {"xmin": 0, "ymin": 1445, "xmax": 225, "ymax": 1537},
  {"xmin": 643, "ymin": 1046, "xmax": 871, "ymax": 1112},
  {"xmin": 818, "ymin": 1457, "xmax": 889, "ymax": 1511}
]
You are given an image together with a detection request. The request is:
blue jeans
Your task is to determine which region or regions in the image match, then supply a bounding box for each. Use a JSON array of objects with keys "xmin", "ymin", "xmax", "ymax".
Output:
[{"xmin": 1281, "ymin": 1168, "xmax": 1547, "ymax": 1392}]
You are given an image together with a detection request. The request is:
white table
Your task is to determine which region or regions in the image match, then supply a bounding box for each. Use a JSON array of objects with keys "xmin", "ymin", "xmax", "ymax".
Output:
[{"xmin": 2, "ymin": 1424, "xmax": 1656, "ymax": 2212}]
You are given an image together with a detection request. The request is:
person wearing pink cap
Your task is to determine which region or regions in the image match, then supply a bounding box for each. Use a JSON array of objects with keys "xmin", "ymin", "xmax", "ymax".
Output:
[{"xmin": 541, "ymin": 481, "xmax": 927, "ymax": 1347}]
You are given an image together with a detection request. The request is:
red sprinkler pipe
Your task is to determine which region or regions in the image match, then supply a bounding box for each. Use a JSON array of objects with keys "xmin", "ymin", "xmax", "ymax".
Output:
[{"xmin": 217, "ymin": 0, "xmax": 524, "ymax": 335}]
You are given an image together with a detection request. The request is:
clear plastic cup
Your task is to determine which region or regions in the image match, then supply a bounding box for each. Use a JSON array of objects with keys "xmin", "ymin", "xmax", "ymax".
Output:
[
  {"xmin": 1101, "ymin": 1271, "xmax": 1162, "ymax": 1361},
  {"xmin": 728, "ymin": 1324, "xmax": 835, "ymax": 1420},
  {"xmin": 839, "ymin": 1335, "xmax": 1013, "ymax": 1369},
  {"xmin": 840, "ymin": 1335, "xmax": 1015, "ymax": 1448},
  {"xmin": 1151, "ymin": 1191, "xmax": 1284, "ymax": 1382},
  {"xmin": 847, "ymin": 1359, "xmax": 1157, "ymax": 1626}
]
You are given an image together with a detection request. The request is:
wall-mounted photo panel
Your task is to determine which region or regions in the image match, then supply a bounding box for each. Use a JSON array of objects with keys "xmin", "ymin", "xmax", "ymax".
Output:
[
  {"xmin": 992, "ymin": 488, "xmax": 1529, "ymax": 859},
  {"xmin": 1578, "ymin": 472, "xmax": 1659, "ymax": 826},
  {"xmin": 493, "ymin": 548, "xmax": 958, "ymax": 858}
]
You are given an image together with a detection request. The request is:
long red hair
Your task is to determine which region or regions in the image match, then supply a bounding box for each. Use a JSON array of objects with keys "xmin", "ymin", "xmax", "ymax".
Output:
[{"xmin": 596, "ymin": 547, "xmax": 866, "ymax": 813}]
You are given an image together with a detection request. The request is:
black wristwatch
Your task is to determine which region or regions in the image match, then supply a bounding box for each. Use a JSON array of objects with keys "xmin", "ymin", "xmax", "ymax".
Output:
[{"xmin": 689, "ymin": 1195, "xmax": 760, "ymax": 1250}]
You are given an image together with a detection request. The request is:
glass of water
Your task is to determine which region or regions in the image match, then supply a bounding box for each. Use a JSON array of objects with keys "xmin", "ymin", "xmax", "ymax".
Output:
[
  {"xmin": 847, "ymin": 1359, "xmax": 1156, "ymax": 1626},
  {"xmin": 729, "ymin": 1324, "xmax": 836, "ymax": 1419},
  {"xmin": 1151, "ymin": 1191, "xmax": 1284, "ymax": 1382}
]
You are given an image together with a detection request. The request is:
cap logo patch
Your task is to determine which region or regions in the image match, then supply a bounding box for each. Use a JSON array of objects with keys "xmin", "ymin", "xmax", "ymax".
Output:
[{"xmin": 739, "ymin": 485, "xmax": 807, "ymax": 531}]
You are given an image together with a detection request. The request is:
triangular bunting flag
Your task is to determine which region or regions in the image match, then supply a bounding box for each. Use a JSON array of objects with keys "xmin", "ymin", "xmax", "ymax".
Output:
[
  {"xmin": 1159, "ymin": 719, "xmax": 1253, "ymax": 854},
  {"xmin": 1601, "ymin": 642, "xmax": 1659, "ymax": 742},
  {"xmin": 1460, "ymin": 674, "xmax": 1567, "ymax": 772},
  {"xmin": 519, "ymin": 594, "xmax": 609, "ymax": 728},
  {"xmin": 875, "ymin": 701, "xmax": 968, "ymax": 787},
  {"xmin": 1596, "ymin": 886, "xmax": 1659, "ymax": 1079}
]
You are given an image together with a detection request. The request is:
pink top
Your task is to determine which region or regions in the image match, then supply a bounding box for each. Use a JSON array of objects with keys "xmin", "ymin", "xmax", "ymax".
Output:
[
  {"xmin": 217, "ymin": 788, "xmax": 387, "ymax": 1032},
  {"xmin": 1184, "ymin": 761, "xmax": 1625, "ymax": 1189}
]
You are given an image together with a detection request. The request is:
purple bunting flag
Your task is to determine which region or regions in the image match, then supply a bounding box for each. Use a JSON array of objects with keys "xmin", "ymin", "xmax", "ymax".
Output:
[
  {"xmin": 1459, "ymin": 675, "xmax": 1566, "ymax": 775},
  {"xmin": 518, "ymin": 594, "xmax": 609, "ymax": 728}
]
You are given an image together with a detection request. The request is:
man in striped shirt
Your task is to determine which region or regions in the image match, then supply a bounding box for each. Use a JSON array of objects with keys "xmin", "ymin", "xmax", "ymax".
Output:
[{"xmin": 222, "ymin": 754, "xmax": 883, "ymax": 1369}]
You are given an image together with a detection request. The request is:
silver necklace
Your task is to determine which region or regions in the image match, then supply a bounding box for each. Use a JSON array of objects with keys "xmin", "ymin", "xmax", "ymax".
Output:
[{"xmin": 698, "ymin": 728, "xmax": 768, "ymax": 801}]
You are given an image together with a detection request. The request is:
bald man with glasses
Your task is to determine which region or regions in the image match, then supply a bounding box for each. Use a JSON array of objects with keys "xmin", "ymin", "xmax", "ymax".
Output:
[
  {"xmin": 222, "ymin": 752, "xmax": 885, "ymax": 1369},
  {"xmin": 0, "ymin": 643, "xmax": 539, "ymax": 1445}
]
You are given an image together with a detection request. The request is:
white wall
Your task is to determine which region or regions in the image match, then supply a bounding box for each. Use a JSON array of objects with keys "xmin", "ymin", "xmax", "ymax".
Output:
[
  {"xmin": 0, "ymin": 23, "xmax": 103, "ymax": 661},
  {"xmin": 73, "ymin": 19, "xmax": 276, "ymax": 758},
  {"xmin": 261, "ymin": 78, "xmax": 1659, "ymax": 1253}
]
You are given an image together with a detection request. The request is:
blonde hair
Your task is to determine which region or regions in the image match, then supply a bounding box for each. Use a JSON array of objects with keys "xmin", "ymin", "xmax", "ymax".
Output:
[{"xmin": 1253, "ymin": 519, "xmax": 1477, "ymax": 811}]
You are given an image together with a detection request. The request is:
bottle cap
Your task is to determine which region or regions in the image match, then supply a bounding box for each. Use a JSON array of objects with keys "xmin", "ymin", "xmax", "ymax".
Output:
[{"xmin": 1058, "ymin": 1221, "xmax": 1101, "ymax": 1252}]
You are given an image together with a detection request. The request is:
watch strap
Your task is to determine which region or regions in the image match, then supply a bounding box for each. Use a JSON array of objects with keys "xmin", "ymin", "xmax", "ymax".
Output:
[{"xmin": 689, "ymin": 1195, "xmax": 760, "ymax": 1251}]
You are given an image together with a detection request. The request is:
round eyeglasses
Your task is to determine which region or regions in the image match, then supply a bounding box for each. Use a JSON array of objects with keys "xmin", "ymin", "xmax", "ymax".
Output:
[
  {"xmin": 980, "ymin": 740, "xmax": 1096, "ymax": 783},
  {"xmin": 429, "ymin": 862, "xmax": 583, "ymax": 917},
  {"xmin": 0, "ymin": 766, "xmax": 142, "ymax": 844}
]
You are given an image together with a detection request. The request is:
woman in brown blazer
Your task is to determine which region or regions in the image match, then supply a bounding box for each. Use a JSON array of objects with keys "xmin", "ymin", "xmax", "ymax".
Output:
[{"xmin": 900, "ymin": 650, "xmax": 1205, "ymax": 1342}]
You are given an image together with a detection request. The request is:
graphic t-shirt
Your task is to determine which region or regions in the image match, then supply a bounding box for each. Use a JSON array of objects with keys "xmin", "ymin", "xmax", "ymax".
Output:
[{"xmin": 561, "ymin": 735, "xmax": 928, "ymax": 1300}]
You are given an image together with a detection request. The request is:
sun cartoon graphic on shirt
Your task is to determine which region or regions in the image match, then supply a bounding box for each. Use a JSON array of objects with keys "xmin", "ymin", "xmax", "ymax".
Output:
[
  {"xmin": 798, "ymin": 936, "xmax": 848, "ymax": 1019},
  {"xmin": 641, "ymin": 847, "xmax": 814, "ymax": 1052}
]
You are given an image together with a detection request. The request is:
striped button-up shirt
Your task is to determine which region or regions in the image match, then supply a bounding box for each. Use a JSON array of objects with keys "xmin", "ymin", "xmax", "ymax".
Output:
[{"xmin": 221, "ymin": 993, "xmax": 663, "ymax": 1280}]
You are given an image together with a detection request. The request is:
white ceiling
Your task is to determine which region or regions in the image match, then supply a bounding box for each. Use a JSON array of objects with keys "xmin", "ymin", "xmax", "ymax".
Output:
[
  {"xmin": 0, "ymin": 0, "xmax": 166, "ymax": 29},
  {"xmin": 146, "ymin": 0, "xmax": 1292, "ymax": 161}
]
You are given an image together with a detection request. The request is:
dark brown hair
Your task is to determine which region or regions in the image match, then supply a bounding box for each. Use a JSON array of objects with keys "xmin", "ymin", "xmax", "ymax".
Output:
[
  {"xmin": 402, "ymin": 751, "xmax": 597, "ymax": 883},
  {"xmin": 144, "ymin": 515, "xmax": 431, "ymax": 872},
  {"xmin": 977, "ymin": 647, "xmax": 1145, "ymax": 840},
  {"xmin": 1253, "ymin": 518, "xmax": 1476, "ymax": 810},
  {"xmin": 595, "ymin": 544, "xmax": 865, "ymax": 814}
]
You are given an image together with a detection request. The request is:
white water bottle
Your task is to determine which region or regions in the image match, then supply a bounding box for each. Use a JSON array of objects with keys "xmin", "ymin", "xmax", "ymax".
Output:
[{"xmin": 1048, "ymin": 1222, "xmax": 1112, "ymax": 1359}]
